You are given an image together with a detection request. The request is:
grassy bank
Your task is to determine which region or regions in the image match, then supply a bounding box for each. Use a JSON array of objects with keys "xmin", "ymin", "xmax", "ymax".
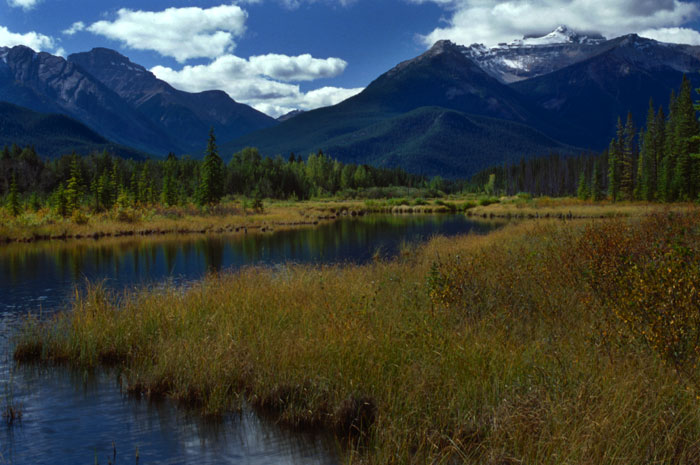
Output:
[
  {"xmin": 15, "ymin": 209, "xmax": 700, "ymax": 464},
  {"xmin": 1, "ymin": 195, "xmax": 686, "ymax": 244},
  {"xmin": 465, "ymin": 196, "xmax": 697, "ymax": 218},
  {"xmin": 0, "ymin": 198, "xmax": 468, "ymax": 244}
]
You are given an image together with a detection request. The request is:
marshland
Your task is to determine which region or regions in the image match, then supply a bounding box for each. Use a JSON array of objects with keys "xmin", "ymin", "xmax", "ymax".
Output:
[
  {"xmin": 1, "ymin": 212, "xmax": 504, "ymax": 464},
  {"xmin": 4, "ymin": 205, "xmax": 700, "ymax": 464}
]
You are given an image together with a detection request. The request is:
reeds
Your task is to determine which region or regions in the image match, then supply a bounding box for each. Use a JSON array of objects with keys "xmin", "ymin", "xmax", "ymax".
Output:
[{"xmin": 15, "ymin": 211, "xmax": 700, "ymax": 464}]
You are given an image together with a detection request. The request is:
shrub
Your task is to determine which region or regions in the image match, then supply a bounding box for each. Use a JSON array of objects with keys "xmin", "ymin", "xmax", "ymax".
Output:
[
  {"xmin": 114, "ymin": 207, "xmax": 140, "ymax": 223},
  {"xmin": 478, "ymin": 197, "xmax": 499, "ymax": 207},
  {"xmin": 71, "ymin": 209, "xmax": 89, "ymax": 225},
  {"xmin": 578, "ymin": 213, "xmax": 700, "ymax": 371}
]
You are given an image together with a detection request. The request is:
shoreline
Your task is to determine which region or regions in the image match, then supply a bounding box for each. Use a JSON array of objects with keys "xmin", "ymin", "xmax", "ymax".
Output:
[{"xmin": 3, "ymin": 197, "xmax": 693, "ymax": 245}]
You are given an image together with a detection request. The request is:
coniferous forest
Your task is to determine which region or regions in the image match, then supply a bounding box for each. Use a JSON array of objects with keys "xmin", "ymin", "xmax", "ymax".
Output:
[
  {"xmin": 473, "ymin": 76, "xmax": 700, "ymax": 201},
  {"xmin": 0, "ymin": 128, "xmax": 426, "ymax": 218}
]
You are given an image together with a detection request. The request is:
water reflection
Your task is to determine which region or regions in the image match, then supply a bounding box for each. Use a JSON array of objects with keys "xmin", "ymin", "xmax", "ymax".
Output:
[
  {"xmin": 0, "ymin": 215, "xmax": 502, "ymax": 315},
  {"xmin": 0, "ymin": 214, "xmax": 504, "ymax": 465}
]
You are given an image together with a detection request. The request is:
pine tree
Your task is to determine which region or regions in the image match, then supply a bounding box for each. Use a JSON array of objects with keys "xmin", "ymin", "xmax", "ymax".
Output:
[
  {"xmin": 620, "ymin": 113, "xmax": 636, "ymax": 200},
  {"xmin": 639, "ymin": 100, "xmax": 657, "ymax": 200},
  {"xmin": 64, "ymin": 156, "xmax": 82, "ymax": 215},
  {"xmin": 608, "ymin": 139, "xmax": 620, "ymax": 202},
  {"xmin": 577, "ymin": 171, "xmax": 589, "ymax": 200},
  {"xmin": 54, "ymin": 182, "xmax": 68, "ymax": 217},
  {"xmin": 671, "ymin": 76, "xmax": 699, "ymax": 200},
  {"xmin": 199, "ymin": 128, "xmax": 225, "ymax": 205},
  {"xmin": 591, "ymin": 161, "xmax": 602, "ymax": 201},
  {"xmin": 137, "ymin": 164, "xmax": 151, "ymax": 205},
  {"xmin": 7, "ymin": 174, "xmax": 20, "ymax": 216},
  {"xmin": 634, "ymin": 144, "xmax": 644, "ymax": 200}
]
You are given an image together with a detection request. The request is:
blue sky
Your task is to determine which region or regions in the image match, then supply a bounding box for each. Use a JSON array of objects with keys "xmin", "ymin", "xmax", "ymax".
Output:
[{"xmin": 2, "ymin": 0, "xmax": 700, "ymax": 117}]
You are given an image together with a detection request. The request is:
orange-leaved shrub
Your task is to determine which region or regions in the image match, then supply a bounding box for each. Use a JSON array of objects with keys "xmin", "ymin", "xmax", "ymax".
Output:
[{"xmin": 578, "ymin": 213, "xmax": 700, "ymax": 371}]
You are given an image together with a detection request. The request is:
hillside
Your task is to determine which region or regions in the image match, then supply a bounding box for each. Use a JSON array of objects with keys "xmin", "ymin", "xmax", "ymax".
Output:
[{"xmin": 0, "ymin": 101, "xmax": 148, "ymax": 159}]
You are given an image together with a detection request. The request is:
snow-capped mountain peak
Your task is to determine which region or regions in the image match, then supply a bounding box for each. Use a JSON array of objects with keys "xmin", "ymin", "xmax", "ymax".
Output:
[
  {"xmin": 513, "ymin": 26, "xmax": 606, "ymax": 47},
  {"xmin": 460, "ymin": 26, "xmax": 610, "ymax": 83}
]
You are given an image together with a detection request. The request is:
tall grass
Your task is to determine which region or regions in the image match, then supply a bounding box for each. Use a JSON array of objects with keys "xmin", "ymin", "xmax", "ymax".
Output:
[{"xmin": 15, "ymin": 212, "xmax": 700, "ymax": 464}]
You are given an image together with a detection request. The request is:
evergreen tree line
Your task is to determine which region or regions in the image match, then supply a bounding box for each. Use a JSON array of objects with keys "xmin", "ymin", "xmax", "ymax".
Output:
[
  {"xmin": 473, "ymin": 76, "xmax": 700, "ymax": 201},
  {"xmin": 1, "ymin": 129, "xmax": 425, "ymax": 216}
]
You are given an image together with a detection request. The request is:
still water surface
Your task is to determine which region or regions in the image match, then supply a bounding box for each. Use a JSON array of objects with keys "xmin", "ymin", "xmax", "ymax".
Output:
[{"xmin": 0, "ymin": 214, "xmax": 502, "ymax": 465}]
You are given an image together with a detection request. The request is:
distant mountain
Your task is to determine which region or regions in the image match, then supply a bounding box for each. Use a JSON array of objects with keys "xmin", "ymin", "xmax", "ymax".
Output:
[
  {"xmin": 0, "ymin": 45, "xmax": 177, "ymax": 155},
  {"xmin": 297, "ymin": 106, "xmax": 576, "ymax": 176},
  {"xmin": 277, "ymin": 109, "xmax": 305, "ymax": 122},
  {"xmin": 463, "ymin": 26, "xmax": 612, "ymax": 84},
  {"xmin": 511, "ymin": 34, "xmax": 700, "ymax": 148},
  {"xmin": 347, "ymin": 40, "xmax": 551, "ymax": 123},
  {"xmin": 0, "ymin": 45, "xmax": 277, "ymax": 157},
  {"xmin": 0, "ymin": 101, "xmax": 148, "ymax": 159},
  {"xmin": 463, "ymin": 26, "xmax": 700, "ymax": 87},
  {"xmin": 68, "ymin": 48, "xmax": 277, "ymax": 153},
  {"xmin": 3, "ymin": 30, "xmax": 698, "ymax": 177},
  {"xmin": 223, "ymin": 40, "xmax": 577, "ymax": 177}
]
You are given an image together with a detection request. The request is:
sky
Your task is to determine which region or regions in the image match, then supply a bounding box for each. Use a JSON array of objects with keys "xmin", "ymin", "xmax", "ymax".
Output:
[{"xmin": 2, "ymin": 0, "xmax": 700, "ymax": 118}]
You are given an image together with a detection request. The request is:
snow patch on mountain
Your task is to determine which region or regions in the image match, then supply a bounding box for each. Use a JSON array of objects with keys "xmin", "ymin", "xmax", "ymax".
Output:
[
  {"xmin": 460, "ymin": 26, "xmax": 609, "ymax": 83},
  {"xmin": 514, "ymin": 26, "xmax": 606, "ymax": 47}
]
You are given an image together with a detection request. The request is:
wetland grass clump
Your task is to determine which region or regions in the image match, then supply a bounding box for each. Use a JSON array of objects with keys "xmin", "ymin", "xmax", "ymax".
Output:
[{"xmin": 15, "ymin": 211, "xmax": 700, "ymax": 464}]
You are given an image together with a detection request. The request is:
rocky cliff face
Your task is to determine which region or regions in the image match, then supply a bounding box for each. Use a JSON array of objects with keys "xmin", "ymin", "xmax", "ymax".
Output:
[
  {"xmin": 68, "ymin": 48, "xmax": 277, "ymax": 153},
  {"xmin": 0, "ymin": 45, "xmax": 277, "ymax": 156},
  {"xmin": 0, "ymin": 45, "xmax": 177, "ymax": 155}
]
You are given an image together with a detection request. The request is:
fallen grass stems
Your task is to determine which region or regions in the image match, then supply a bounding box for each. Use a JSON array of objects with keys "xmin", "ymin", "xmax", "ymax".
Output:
[{"xmin": 14, "ymin": 209, "xmax": 700, "ymax": 464}]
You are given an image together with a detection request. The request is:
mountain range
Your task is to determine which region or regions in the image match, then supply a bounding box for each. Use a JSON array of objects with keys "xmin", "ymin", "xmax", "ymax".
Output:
[
  {"xmin": 0, "ymin": 45, "xmax": 276, "ymax": 157},
  {"xmin": 224, "ymin": 30, "xmax": 700, "ymax": 175},
  {"xmin": 2, "ymin": 27, "xmax": 700, "ymax": 177},
  {"xmin": 0, "ymin": 101, "xmax": 148, "ymax": 159}
]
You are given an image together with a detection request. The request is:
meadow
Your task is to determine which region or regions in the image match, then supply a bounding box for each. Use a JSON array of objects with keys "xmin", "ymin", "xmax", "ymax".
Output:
[{"xmin": 13, "ymin": 205, "xmax": 700, "ymax": 464}]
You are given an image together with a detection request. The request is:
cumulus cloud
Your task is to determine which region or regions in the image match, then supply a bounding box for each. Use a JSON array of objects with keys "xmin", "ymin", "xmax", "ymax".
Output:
[
  {"xmin": 63, "ymin": 21, "xmax": 85, "ymax": 36},
  {"xmin": 640, "ymin": 27, "xmax": 700, "ymax": 45},
  {"xmin": 7, "ymin": 0, "xmax": 40, "ymax": 10},
  {"xmin": 152, "ymin": 55, "xmax": 362, "ymax": 117},
  {"xmin": 249, "ymin": 53, "xmax": 347, "ymax": 81},
  {"xmin": 87, "ymin": 5, "xmax": 247, "ymax": 62},
  {"xmin": 0, "ymin": 26, "xmax": 57, "ymax": 52},
  {"xmin": 411, "ymin": 0, "xmax": 700, "ymax": 47}
]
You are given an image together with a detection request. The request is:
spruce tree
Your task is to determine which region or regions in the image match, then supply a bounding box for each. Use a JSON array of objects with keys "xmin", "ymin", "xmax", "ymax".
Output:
[
  {"xmin": 671, "ymin": 76, "xmax": 699, "ymax": 200},
  {"xmin": 199, "ymin": 128, "xmax": 225, "ymax": 205},
  {"xmin": 577, "ymin": 171, "xmax": 589, "ymax": 200},
  {"xmin": 64, "ymin": 157, "xmax": 82, "ymax": 215},
  {"xmin": 608, "ymin": 139, "xmax": 620, "ymax": 202},
  {"xmin": 54, "ymin": 182, "xmax": 68, "ymax": 217},
  {"xmin": 591, "ymin": 161, "xmax": 602, "ymax": 201},
  {"xmin": 640, "ymin": 100, "xmax": 657, "ymax": 200},
  {"xmin": 654, "ymin": 107, "xmax": 667, "ymax": 200},
  {"xmin": 7, "ymin": 174, "xmax": 20, "ymax": 216},
  {"xmin": 662, "ymin": 90, "xmax": 680, "ymax": 201},
  {"xmin": 634, "ymin": 146, "xmax": 644, "ymax": 201},
  {"xmin": 620, "ymin": 113, "xmax": 636, "ymax": 200}
]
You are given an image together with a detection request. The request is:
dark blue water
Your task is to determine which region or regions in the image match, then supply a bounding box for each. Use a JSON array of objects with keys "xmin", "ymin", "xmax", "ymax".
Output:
[{"xmin": 0, "ymin": 214, "xmax": 501, "ymax": 465}]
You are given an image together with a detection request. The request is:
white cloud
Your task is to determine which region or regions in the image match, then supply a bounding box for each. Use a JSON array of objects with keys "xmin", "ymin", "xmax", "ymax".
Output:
[
  {"xmin": 249, "ymin": 53, "xmax": 347, "ymax": 81},
  {"xmin": 63, "ymin": 22, "xmax": 85, "ymax": 36},
  {"xmin": 411, "ymin": 0, "xmax": 700, "ymax": 47},
  {"xmin": 87, "ymin": 5, "xmax": 247, "ymax": 62},
  {"xmin": 7, "ymin": 0, "xmax": 40, "ymax": 10},
  {"xmin": 640, "ymin": 27, "xmax": 700, "ymax": 45},
  {"xmin": 0, "ymin": 26, "xmax": 56, "ymax": 52},
  {"xmin": 151, "ymin": 55, "xmax": 362, "ymax": 117}
]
